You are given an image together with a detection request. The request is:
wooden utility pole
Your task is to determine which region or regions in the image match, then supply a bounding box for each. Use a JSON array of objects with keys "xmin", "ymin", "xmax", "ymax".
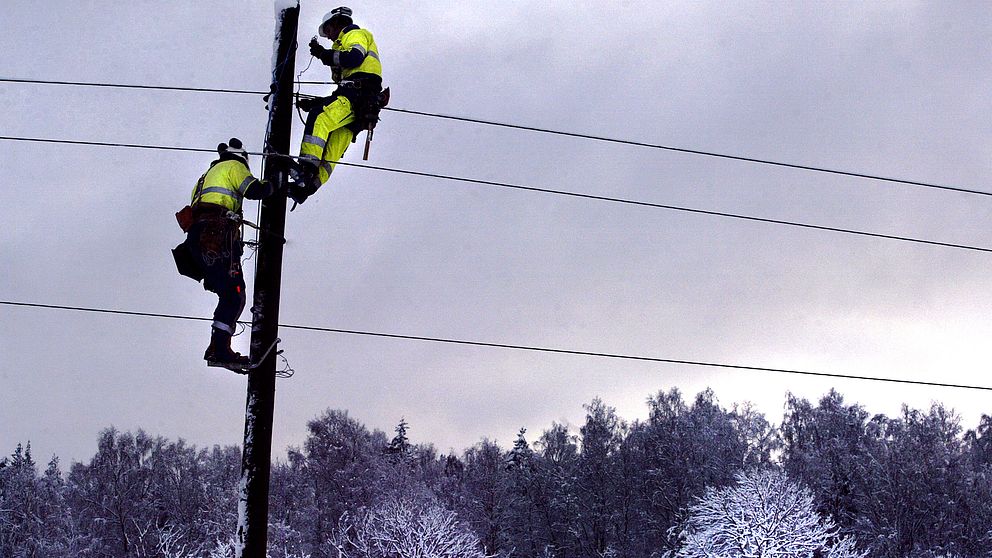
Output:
[{"xmin": 235, "ymin": 3, "xmax": 298, "ymax": 557}]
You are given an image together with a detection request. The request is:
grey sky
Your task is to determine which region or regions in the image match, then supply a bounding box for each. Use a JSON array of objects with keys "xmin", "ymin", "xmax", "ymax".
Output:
[{"xmin": 2, "ymin": 1, "xmax": 991, "ymax": 464}]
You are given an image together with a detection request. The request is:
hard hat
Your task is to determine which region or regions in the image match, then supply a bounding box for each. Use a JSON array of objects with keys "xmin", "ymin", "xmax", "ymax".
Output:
[
  {"xmin": 319, "ymin": 7, "xmax": 353, "ymax": 38},
  {"xmin": 219, "ymin": 138, "xmax": 248, "ymax": 162}
]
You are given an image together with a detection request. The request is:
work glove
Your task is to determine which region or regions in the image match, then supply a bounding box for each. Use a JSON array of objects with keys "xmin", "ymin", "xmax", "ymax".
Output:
[
  {"xmin": 289, "ymin": 185, "xmax": 309, "ymax": 206},
  {"xmin": 310, "ymin": 37, "xmax": 339, "ymax": 67},
  {"xmin": 288, "ymin": 182, "xmax": 320, "ymax": 208},
  {"xmin": 309, "ymin": 38, "xmax": 328, "ymax": 59}
]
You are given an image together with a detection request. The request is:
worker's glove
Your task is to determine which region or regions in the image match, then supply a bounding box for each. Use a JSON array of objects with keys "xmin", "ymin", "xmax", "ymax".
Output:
[
  {"xmin": 310, "ymin": 38, "xmax": 338, "ymax": 67},
  {"xmin": 288, "ymin": 182, "xmax": 319, "ymax": 206},
  {"xmin": 309, "ymin": 38, "xmax": 328, "ymax": 58},
  {"xmin": 289, "ymin": 186, "xmax": 309, "ymax": 206}
]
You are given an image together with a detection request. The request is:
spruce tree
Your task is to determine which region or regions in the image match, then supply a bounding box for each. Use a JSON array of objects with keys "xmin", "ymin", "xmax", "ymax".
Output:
[{"xmin": 386, "ymin": 418, "xmax": 411, "ymax": 458}]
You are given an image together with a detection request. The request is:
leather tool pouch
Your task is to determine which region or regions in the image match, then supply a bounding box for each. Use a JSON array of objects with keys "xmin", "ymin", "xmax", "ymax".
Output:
[{"xmin": 176, "ymin": 205, "xmax": 194, "ymax": 232}]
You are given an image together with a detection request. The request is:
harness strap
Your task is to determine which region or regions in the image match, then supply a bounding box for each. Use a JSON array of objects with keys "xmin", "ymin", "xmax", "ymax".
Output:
[{"xmin": 190, "ymin": 173, "xmax": 207, "ymax": 205}]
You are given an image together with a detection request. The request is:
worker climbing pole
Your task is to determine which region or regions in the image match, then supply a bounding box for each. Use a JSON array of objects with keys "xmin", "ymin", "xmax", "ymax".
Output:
[
  {"xmin": 288, "ymin": 5, "xmax": 389, "ymax": 208},
  {"xmin": 172, "ymin": 139, "xmax": 279, "ymax": 371}
]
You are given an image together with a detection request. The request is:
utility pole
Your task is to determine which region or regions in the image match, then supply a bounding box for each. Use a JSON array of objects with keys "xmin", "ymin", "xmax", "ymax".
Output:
[{"xmin": 235, "ymin": 3, "xmax": 298, "ymax": 557}]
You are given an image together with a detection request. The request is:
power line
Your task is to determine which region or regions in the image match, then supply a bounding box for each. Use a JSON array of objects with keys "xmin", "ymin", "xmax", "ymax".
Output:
[
  {"xmin": 0, "ymin": 135, "xmax": 216, "ymax": 155},
  {"xmin": 326, "ymin": 159, "xmax": 992, "ymax": 255},
  {"xmin": 1, "ymin": 134, "xmax": 990, "ymax": 255},
  {"xmin": 379, "ymin": 107, "xmax": 992, "ymax": 198},
  {"xmin": 0, "ymin": 77, "xmax": 264, "ymax": 96},
  {"xmin": 2, "ymin": 300, "xmax": 988, "ymax": 393},
  {"xmin": 3, "ymin": 76, "xmax": 987, "ymax": 198}
]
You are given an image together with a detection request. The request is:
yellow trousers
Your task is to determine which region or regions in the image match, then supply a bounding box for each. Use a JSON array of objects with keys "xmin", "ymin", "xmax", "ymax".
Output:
[{"xmin": 299, "ymin": 96, "xmax": 355, "ymax": 186}]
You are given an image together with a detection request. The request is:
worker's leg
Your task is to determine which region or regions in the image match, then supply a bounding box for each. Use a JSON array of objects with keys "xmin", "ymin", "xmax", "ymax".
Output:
[
  {"xmin": 191, "ymin": 221, "xmax": 248, "ymax": 366},
  {"xmin": 210, "ymin": 270, "xmax": 245, "ymax": 336},
  {"xmin": 203, "ymin": 265, "xmax": 247, "ymax": 366},
  {"xmin": 318, "ymin": 125, "xmax": 355, "ymax": 185},
  {"xmin": 299, "ymin": 96, "xmax": 355, "ymax": 187}
]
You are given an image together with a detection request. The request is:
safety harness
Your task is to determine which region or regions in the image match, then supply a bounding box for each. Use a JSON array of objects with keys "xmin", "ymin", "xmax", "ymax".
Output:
[{"xmin": 174, "ymin": 170, "xmax": 244, "ymax": 281}]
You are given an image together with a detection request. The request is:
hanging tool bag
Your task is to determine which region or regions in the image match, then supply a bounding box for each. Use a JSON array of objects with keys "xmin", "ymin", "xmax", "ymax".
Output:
[
  {"xmin": 173, "ymin": 175, "xmax": 206, "ymax": 281},
  {"xmin": 172, "ymin": 207, "xmax": 235, "ymax": 283},
  {"xmin": 172, "ymin": 241, "xmax": 204, "ymax": 282}
]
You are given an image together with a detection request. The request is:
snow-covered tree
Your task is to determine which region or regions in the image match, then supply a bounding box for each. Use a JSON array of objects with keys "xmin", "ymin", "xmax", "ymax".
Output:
[
  {"xmin": 855, "ymin": 404, "xmax": 977, "ymax": 557},
  {"xmin": 672, "ymin": 469, "xmax": 864, "ymax": 558},
  {"xmin": 68, "ymin": 428, "xmax": 158, "ymax": 557},
  {"xmin": 575, "ymin": 398, "xmax": 624, "ymax": 558},
  {"xmin": 288, "ymin": 409, "xmax": 389, "ymax": 552},
  {"xmin": 386, "ymin": 418, "xmax": 412, "ymax": 459},
  {"xmin": 328, "ymin": 496, "xmax": 489, "ymax": 558},
  {"xmin": 781, "ymin": 390, "xmax": 871, "ymax": 531},
  {"xmin": 458, "ymin": 439, "xmax": 509, "ymax": 555},
  {"xmin": 506, "ymin": 428, "xmax": 531, "ymax": 470},
  {"xmin": 639, "ymin": 388, "xmax": 750, "ymax": 552},
  {"xmin": 0, "ymin": 444, "xmax": 96, "ymax": 556},
  {"xmin": 534, "ymin": 422, "xmax": 580, "ymax": 556},
  {"xmin": 503, "ymin": 428, "xmax": 545, "ymax": 556}
]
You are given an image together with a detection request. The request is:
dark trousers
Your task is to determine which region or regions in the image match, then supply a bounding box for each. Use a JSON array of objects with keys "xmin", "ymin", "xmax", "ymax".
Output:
[{"xmin": 184, "ymin": 219, "xmax": 245, "ymax": 334}]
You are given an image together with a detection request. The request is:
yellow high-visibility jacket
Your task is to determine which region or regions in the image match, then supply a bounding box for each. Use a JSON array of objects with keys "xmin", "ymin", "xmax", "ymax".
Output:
[
  {"xmin": 334, "ymin": 26, "xmax": 382, "ymax": 80},
  {"xmin": 190, "ymin": 159, "xmax": 260, "ymax": 213}
]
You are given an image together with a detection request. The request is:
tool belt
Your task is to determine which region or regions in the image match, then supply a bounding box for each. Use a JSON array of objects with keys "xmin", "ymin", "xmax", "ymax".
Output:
[
  {"xmin": 176, "ymin": 202, "xmax": 239, "ymax": 230},
  {"xmin": 190, "ymin": 203, "xmax": 241, "ymax": 255},
  {"xmin": 191, "ymin": 202, "xmax": 236, "ymax": 222},
  {"xmin": 339, "ymin": 78, "xmax": 389, "ymax": 136},
  {"xmin": 173, "ymin": 174, "xmax": 243, "ymax": 281},
  {"xmin": 298, "ymin": 75, "xmax": 389, "ymax": 138}
]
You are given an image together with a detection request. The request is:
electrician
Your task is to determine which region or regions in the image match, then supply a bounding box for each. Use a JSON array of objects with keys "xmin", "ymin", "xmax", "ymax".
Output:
[
  {"xmin": 181, "ymin": 139, "xmax": 277, "ymax": 369},
  {"xmin": 289, "ymin": 6, "xmax": 384, "ymax": 205}
]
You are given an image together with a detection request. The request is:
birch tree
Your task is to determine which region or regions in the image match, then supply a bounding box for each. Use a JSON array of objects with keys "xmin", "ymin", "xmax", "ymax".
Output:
[
  {"xmin": 328, "ymin": 496, "xmax": 489, "ymax": 558},
  {"xmin": 672, "ymin": 469, "xmax": 864, "ymax": 558}
]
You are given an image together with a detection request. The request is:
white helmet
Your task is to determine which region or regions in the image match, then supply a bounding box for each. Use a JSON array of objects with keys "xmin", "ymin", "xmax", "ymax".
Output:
[{"xmin": 318, "ymin": 6, "xmax": 353, "ymax": 38}]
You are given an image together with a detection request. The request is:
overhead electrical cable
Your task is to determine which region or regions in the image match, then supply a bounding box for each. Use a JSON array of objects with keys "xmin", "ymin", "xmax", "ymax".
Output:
[
  {"xmin": 0, "ymin": 77, "xmax": 263, "ymax": 96},
  {"xmin": 0, "ymin": 135, "xmax": 216, "ymax": 154},
  {"xmin": 2, "ymin": 300, "xmax": 989, "ymax": 393},
  {"xmin": 2, "ymin": 76, "xmax": 987, "ymax": 198},
  {"xmin": 1, "ymin": 134, "xmax": 989, "ymax": 254},
  {"xmin": 377, "ymin": 106, "xmax": 991, "ymax": 198}
]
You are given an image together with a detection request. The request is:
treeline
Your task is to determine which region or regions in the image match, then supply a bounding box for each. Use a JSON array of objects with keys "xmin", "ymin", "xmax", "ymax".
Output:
[{"xmin": 2, "ymin": 388, "xmax": 991, "ymax": 557}]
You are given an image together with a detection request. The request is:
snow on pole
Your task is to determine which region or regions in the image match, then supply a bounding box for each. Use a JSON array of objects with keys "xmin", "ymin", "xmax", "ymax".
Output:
[{"xmin": 271, "ymin": 1, "xmax": 300, "ymax": 75}]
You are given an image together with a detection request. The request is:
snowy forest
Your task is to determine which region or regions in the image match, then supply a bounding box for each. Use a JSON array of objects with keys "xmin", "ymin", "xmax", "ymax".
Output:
[{"xmin": 2, "ymin": 388, "xmax": 991, "ymax": 558}]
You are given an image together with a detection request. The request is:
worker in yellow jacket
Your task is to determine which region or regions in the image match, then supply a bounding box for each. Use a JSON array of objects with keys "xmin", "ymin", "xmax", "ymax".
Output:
[
  {"xmin": 180, "ymin": 139, "xmax": 277, "ymax": 369},
  {"xmin": 289, "ymin": 6, "xmax": 383, "ymax": 205}
]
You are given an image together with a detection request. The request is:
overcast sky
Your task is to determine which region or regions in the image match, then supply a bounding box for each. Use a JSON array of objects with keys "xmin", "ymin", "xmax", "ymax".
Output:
[{"xmin": 2, "ymin": 1, "xmax": 991, "ymax": 464}]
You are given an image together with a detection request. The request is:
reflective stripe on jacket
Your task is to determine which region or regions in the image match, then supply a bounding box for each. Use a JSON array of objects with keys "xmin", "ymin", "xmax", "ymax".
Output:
[
  {"xmin": 190, "ymin": 160, "xmax": 258, "ymax": 213},
  {"xmin": 335, "ymin": 27, "xmax": 382, "ymax": 80}
]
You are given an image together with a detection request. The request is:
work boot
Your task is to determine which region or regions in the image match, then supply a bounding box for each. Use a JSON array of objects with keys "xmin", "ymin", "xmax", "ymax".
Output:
[
  {"xmin": 204, "ymin": 328, "xmax": 250, "ymax": 371},
  {"xmin": 287, "ymin": 159, "xmax": 315, "ymax": 185},
  {"xmin": 290, "ymin": 158, "xmax": 321, "ymax": 185}
]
